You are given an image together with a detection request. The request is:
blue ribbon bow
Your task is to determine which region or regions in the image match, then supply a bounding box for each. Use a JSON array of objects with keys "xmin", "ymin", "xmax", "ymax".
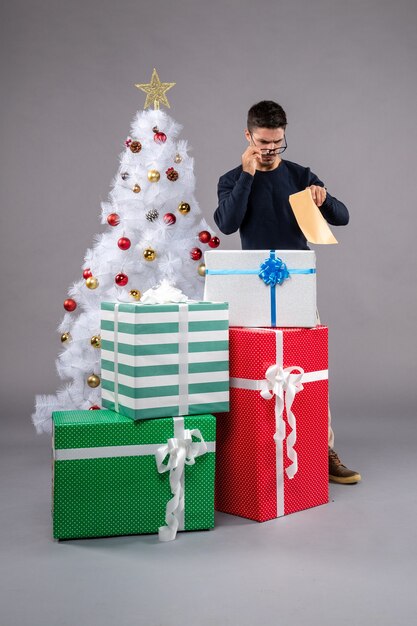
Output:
[{"xmin": 259, "ymin": 255, "xmax": 290, "ymax": 286}]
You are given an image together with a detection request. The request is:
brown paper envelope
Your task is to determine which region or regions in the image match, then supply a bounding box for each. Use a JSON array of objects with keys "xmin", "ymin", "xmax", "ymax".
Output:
[{"xmin": 289, "ymin": 188, "xmax": 338, "ymax": 244}]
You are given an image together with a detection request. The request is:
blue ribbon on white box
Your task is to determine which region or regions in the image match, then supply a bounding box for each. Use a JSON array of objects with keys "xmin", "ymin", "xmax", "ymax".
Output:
[{"xmin": 205, "ymin": 250, "xmax": 316, "ymax": 326}]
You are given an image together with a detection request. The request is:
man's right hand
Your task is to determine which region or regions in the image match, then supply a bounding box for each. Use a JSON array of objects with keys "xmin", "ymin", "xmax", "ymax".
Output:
[{"xmin": 241, "ymin": 146, "xmax": 261, "ymax": 176}]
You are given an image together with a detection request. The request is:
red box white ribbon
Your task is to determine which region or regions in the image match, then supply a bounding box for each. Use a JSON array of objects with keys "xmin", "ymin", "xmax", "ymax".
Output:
[{"xmin": 215, "ymin": 326, "xmax": 329, "ymax": 521}]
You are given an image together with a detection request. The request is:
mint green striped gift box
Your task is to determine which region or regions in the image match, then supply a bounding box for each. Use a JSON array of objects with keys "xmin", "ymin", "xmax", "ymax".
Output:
[
  {"xmin": 52, "ymin": 410, "xmax": 216, "ymax": 540},
  {"xmin": 100, "ymin": 301, "xmax": 229, "ymax": 420}
]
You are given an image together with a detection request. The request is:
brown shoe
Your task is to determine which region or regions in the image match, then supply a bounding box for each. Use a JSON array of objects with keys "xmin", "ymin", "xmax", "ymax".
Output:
[{"xmin": 329, "ymin": 448, "xmax": 361, "ymax": 484}]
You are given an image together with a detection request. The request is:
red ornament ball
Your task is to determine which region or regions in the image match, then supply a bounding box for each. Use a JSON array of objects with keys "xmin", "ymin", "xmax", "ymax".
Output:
[
  {"xmin": 107, "ymin": 213, "xmax": 120, "ymax": 227},
  {"xmin": 208, "ymin": 236, "xmax": 220, "ymax": 248},
  {"xmin": 89, "ymin": 405, "xmax": 101, "ymax": 410},
  {"xmin": 118, "ymin": 237, "xmax": 131, "ymax": 250},
  {"xmin": 154, "ymin": 131, "xmax": 167, "ymax": 144},
  {"xmin": 163, "ymin": 213, "xmax": 176, "ymax": 226},
  {"xmin": 115, "ymin": 272, "xmax": 128, "ymax": 286},
  {"xmin": 83, "ymin": 268, "xmax": 92, "ymax": 279},
  {"xmin": 190, "ymin": 247, "xmax": 203, "ymax": 261},
  {"xmin": 198, "ymin": 230, "xmax": 211, "ymax": 244},
  {"xmin": 64, "ymin": 298, "xmax": 77, "ymax": 312}
]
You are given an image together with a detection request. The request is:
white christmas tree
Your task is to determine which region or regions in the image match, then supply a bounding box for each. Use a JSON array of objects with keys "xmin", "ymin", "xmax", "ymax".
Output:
[{"xmin": 33, "ymin": 70, "xmax": 220, "ymax": 434}]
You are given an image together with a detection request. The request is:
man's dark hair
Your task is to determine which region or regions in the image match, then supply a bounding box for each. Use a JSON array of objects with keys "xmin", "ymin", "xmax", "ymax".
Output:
[{"xmin": 247, "ymin": 101, "xmax": 287, "ymax": 131}]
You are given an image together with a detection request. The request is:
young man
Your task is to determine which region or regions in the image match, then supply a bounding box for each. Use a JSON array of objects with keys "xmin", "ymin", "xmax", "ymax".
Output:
[{"xmin": 214, "ymin": 100, "xmax": 361, "ymax": 484}]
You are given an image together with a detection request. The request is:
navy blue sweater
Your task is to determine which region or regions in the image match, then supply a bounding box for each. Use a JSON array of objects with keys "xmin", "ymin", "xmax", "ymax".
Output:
[{"xmin": 214, "ymin": 160, "xmax": 349, "ymax": 250}]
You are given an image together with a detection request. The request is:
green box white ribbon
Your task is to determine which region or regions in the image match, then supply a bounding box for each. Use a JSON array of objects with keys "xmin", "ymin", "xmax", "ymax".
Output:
[{"xmin": 52, "ymin": 410, "xmax": 216, "ymax": 540}]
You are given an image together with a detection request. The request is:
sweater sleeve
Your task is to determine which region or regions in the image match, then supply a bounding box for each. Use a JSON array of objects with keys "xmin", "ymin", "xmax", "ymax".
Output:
[
  {"xmin": 308, "ymin": 170, "xmax": 350, "ymax": 226},
  {"xmin": 214, "ymin": 170, "xmax": 254, "ymax": 235}
]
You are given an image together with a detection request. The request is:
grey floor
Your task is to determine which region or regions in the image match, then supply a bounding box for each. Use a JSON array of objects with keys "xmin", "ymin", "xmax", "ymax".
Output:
[{"xmin": 1, "ymin": 410, "xmax": 416, "ymax": 626}]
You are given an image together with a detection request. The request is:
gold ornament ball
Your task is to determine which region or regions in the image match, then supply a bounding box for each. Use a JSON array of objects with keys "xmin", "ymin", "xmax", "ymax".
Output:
[
  {"xmin": 133, "ymin": 183, "xmax": 141, "ymax": 193},
  {"xmin": 178, "ymin": 201, "xmax": 191, "ymax": 214},
  {"xmin": 85, "ymin": 276, "xmax": 99, "ymax": 290},
  {"xmin": 87, "ymin": 374, "xmax": 100, "ymax": 388},
  {"xmin": 130, "ymin": 289, "xmax": 141, "ymax": 300},
  {"xmin": 147, "ymin": 169, "xmax": 160, "ymax": 183},
  {"xmin": 174, "ymin": 153, "xmax": 182, "ymax": 164},
  {"xmin": 197, "ymin": 263, "xmax": 206, "ymax": 277},
  {"xmin": 143, "ymin": 247, "xmax": 156, "ymax": 261},
  {"xmin": 90, "ymin": 335, "xmax": 101, "ymax": 349},
  {"xmin": 61, "ymin": 332, "xmax": 71, "ymax": 343}
]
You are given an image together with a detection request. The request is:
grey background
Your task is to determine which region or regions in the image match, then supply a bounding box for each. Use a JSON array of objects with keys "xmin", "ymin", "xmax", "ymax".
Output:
[
  {"xmin": 1, "ymin": 0, "xmax": 416, "ymax": 418},
  {"xmin": 1, "ymin": 1, "xmax": 416, "ymax": 625}
]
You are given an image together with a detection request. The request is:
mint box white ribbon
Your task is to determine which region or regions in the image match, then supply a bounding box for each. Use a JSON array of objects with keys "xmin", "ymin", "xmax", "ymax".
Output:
[
  {"xmin": 101, "ymin": 301, "xmax": 229, "ymax": 419},
  {"xmin": 229, "ymin": 330, "xmax": 328, "ymax": 518},
  {"xmin": 54, "ymin": 416, "xmax": 215, "ymax": 542}
]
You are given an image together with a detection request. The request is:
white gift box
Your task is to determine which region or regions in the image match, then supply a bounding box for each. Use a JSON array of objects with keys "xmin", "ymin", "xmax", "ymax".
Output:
[{"xmin": 203, "ymin": 250, "xmax": 317, "ymax": 328}]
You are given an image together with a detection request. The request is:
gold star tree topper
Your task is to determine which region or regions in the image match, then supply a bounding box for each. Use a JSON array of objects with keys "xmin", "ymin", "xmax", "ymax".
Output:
[{"xmin": 135, "ymin": 69, "xmax": 176, "ymax": 110}]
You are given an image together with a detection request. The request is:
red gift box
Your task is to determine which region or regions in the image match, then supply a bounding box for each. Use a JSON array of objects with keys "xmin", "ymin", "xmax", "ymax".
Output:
[{"xmin": 215, "ymin": 325, "xmax": 329, "ymax": 522}]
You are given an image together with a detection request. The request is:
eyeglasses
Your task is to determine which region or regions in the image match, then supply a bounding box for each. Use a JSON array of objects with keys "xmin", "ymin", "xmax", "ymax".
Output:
[{"xmin": 249, "ymin": 132, "xmax": 287, "ymax": 155}]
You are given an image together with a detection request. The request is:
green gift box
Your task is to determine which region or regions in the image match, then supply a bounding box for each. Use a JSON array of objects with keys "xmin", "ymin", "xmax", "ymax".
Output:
[
  {"xmin": 52, "ymin": 410, "xmax": 216, "ymax": 541},
  {"xmin": 100, "ymin": 301, "xmax": 229, "ymax": 420}
]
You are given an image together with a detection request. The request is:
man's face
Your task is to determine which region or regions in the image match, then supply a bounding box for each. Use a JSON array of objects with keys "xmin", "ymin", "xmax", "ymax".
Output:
[{"xmin": 245, "ymin": 126, "xmax": 286, "ymax": 166}]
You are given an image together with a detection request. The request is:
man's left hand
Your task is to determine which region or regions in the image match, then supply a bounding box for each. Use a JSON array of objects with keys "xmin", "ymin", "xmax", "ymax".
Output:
[{"xmin": 307, "ymin": 185, "xmax": 327, "ymax": 207}]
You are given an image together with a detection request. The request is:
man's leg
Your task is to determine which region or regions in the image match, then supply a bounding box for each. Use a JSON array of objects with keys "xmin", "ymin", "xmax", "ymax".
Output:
[
  {"xmin": 328, "ymin": 405, "xmax": 360, "ymax": 484},
  {"xmin": 316, "ymin": 311, "xmax": 361, "ymax": 484}
]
